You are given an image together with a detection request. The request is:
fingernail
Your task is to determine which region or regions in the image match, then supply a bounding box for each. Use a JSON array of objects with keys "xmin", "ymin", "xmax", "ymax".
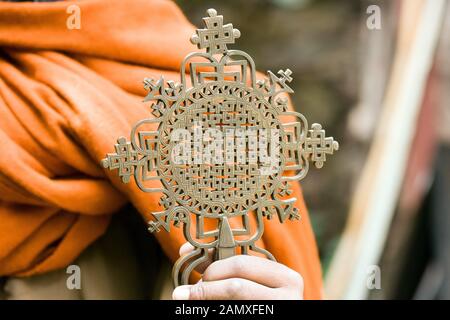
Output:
[{"xmin": 173, "ymin": 285, "xmax": 191, "ymax": 300}]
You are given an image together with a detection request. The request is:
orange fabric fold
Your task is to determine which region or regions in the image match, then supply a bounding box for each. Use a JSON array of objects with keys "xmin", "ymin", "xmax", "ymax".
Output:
[{"xmin": 0, "ymin": 0, "xmax": 323, "ymax": 299}]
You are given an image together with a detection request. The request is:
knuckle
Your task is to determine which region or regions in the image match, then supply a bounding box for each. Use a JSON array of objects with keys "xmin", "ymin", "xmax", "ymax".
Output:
[
  {"xmin": 202, "ymin": 261, "xmax": 217, "ymax": 281},
  {"xmin": 230, "ymin": 256, "xmax": 246, "ymax": 275},
  {"xmin": 190, "ymin": 283, "xmax": 207, "ymax": 300},
  {"xmin": 289, "ymin": 270, "xmax": 304, "ymax": 289},
  {"xmin": 282, "ymin": 287, "xmax": 303, "ymax": 300},
  {"xmin": 226, "ymin": 278, "xmax": 244, "ymax": 297}
]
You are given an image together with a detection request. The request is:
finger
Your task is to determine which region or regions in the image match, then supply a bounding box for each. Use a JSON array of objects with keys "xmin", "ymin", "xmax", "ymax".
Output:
[
  {"xmin": 179, "ymin": 242, "xmax": 195, "ymax": 256},
  {"xmin": 178, "ymin": 242, "xmax": 215, "ymax": 274},
  {"xmin": 173, "ymin": 278, "xmax": 287, "ymax": 300},
  {"xmin": 202, "ymin": 255, "xmax": 303, "ymax": 289}
]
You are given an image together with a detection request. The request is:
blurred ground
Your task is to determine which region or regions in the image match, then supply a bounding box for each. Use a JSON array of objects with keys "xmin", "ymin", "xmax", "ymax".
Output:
[{"xmin": 176, "ymin": 0, "xmax": 365, "ymax": 272}]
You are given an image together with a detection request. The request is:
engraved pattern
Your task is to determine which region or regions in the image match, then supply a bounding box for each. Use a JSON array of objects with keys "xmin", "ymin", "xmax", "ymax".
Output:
[{"xmin": 101, "ymin": 9, "xmax": 339, "ymax": 287}]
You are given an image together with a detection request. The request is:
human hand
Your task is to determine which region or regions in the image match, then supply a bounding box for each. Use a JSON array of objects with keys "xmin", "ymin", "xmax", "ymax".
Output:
[{"xmin": 172, "ymin": 243, "xmax": 304, "ymax": 300}]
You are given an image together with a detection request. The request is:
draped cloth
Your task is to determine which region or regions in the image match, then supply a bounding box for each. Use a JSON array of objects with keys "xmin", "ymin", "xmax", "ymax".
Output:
[{"xmin": 0, "ymin": 0, "xmax": 323, "ymax": 299}]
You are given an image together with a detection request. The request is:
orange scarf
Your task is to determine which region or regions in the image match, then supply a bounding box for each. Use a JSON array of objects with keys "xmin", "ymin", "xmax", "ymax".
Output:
[{"xmin": 0, "ymin": 0, "xmax": 323, "ymax": 299}]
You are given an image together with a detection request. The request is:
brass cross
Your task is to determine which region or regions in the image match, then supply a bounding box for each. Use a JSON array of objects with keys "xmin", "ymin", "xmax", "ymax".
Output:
[{"xmin": 101, "ymin": 8, "xmax": 338, "ymax": 287}]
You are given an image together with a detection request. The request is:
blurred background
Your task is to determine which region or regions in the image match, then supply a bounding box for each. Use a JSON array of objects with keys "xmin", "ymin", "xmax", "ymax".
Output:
[
  {"xmin": 176, "ymin": 0, "xmax": 450, "ymax": 299},
  {"xmin": 1, "ymin": 0, "xmax": 449, "ymax": 300}
]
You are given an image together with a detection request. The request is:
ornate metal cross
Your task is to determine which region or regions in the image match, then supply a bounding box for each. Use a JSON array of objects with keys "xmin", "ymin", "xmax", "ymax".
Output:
[{"xmin": 101, "ymin": 8, "xmax": 338, "ymax": 287}]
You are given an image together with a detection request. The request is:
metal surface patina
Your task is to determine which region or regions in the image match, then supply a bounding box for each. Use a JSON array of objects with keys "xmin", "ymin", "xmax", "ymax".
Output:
[{"xmin": 101, "ymin": 8, "xmax": 339, "ymax": 287}]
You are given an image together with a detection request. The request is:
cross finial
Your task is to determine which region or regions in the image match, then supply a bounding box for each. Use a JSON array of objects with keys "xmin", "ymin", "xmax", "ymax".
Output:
[{"xmin": 190, "ymin": 8, "xmax": 241, "ymax": 55}]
